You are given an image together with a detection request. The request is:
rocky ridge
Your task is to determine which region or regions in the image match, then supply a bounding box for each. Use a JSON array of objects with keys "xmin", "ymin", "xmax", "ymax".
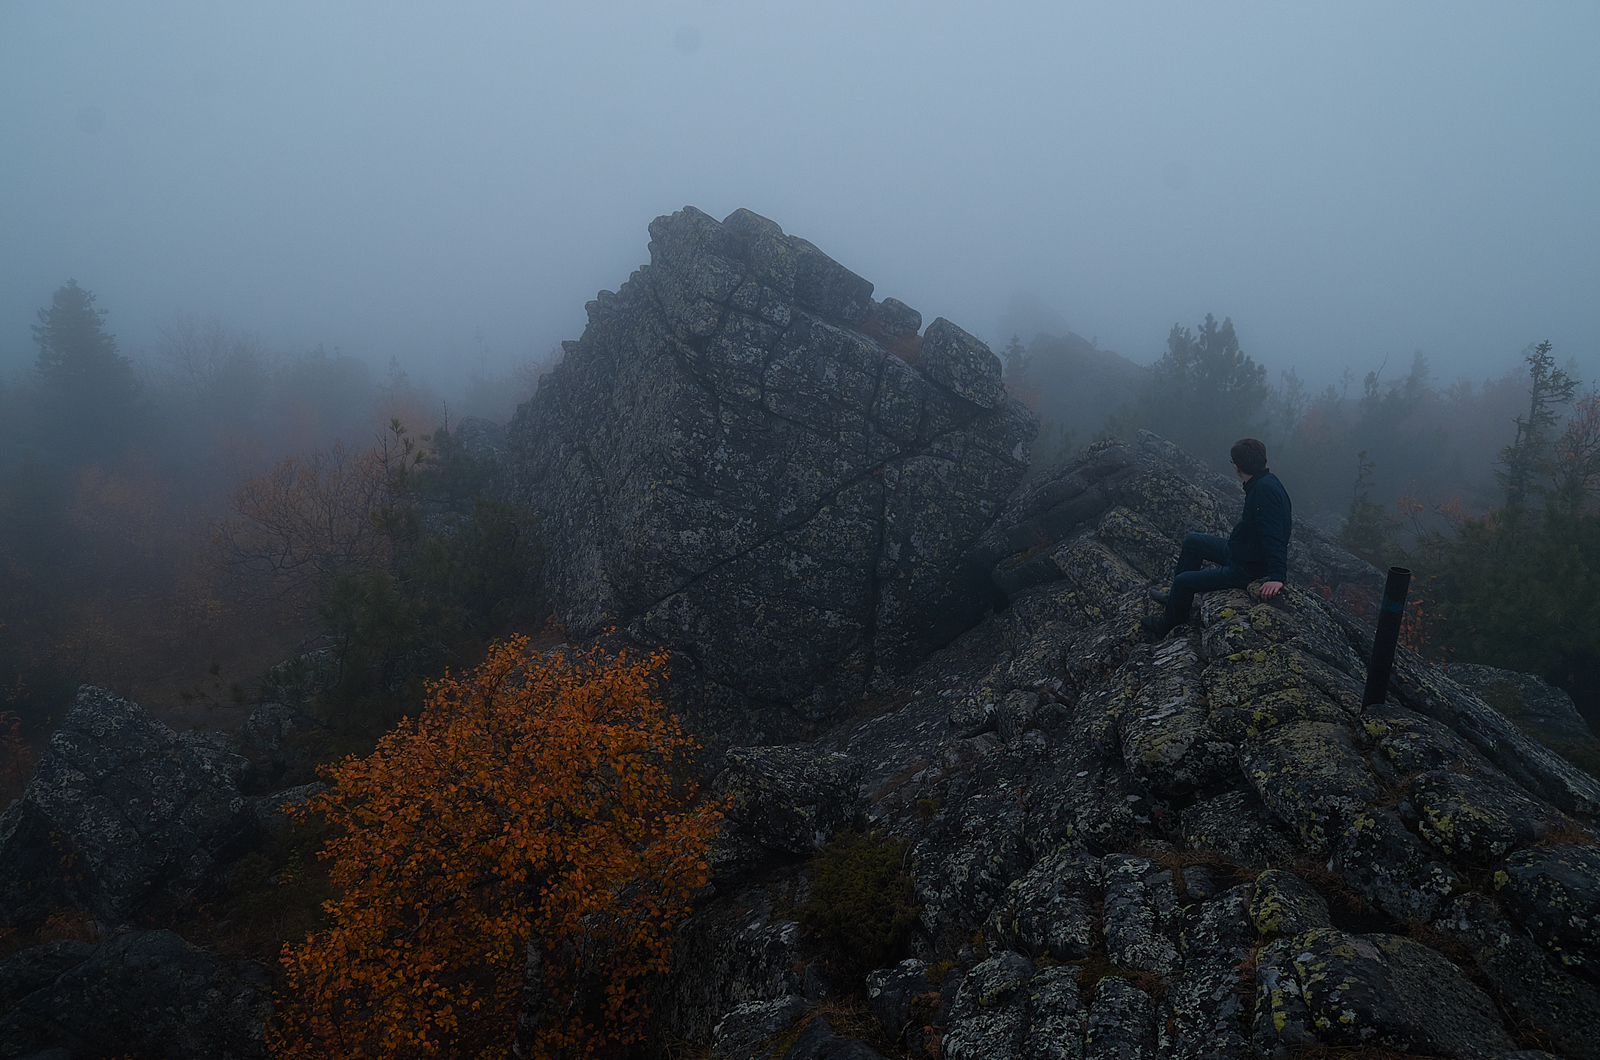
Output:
[{"xmin": 664, "ymin": 433, "xmax": 1600, "ymax": 1060}]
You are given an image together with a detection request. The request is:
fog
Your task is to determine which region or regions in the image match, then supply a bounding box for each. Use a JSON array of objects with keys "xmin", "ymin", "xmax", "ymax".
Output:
[
  {"xmin": 9, "ymin": 0, "xmax": 1600, "ymax": 987},
  {"xmin": 2, "ymin": 1, "xmax": 1596, "ymax": 393}
]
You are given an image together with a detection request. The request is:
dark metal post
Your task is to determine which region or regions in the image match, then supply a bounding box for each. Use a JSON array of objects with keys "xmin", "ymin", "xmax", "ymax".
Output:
[{"xmin": 1362, "ymin": 566, "xmax": 1413, "ymax": 708}]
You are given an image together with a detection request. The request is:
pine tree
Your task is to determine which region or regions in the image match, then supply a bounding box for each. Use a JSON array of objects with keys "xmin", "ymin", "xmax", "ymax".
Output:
[
  {"xmin": 31, "ymin": 280, "xmax": 143, "ymax": 461},
  {"xmin": 1143, "ymin": 313, "xmax": 1269, "ymax": 466},
  {"xmin": 1498, "ymin": 341, "xmax": 1576, "ymax": 508}
]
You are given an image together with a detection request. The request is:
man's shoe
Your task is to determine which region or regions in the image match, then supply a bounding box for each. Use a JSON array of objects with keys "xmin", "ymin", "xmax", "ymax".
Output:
[
  {"xmin": 1148, "ymin": 587, "xmax": 1170, "ymax": 606},
  {"xmin": 1139, "ymin": 615, "xmax": 1173, "ymax": 639}
]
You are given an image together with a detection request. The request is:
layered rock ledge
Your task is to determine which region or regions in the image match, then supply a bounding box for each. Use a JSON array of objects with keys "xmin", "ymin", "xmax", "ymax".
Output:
[{"xmin": 673, "ymin": 435, "xmax": 1600, "ymax": 1060}]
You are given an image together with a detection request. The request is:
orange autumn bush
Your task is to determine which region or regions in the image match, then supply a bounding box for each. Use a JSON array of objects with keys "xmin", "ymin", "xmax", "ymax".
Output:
[{"xmin": 274, "ymin": 635, "xmax": 721, "ymax": 1059}]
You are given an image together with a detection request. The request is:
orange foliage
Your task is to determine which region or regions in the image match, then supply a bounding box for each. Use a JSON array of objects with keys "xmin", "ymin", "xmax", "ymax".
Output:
[
  {"xmin": 888, "ymin": 332, "xmax": 923, "ymax": 367},
  {"xmin": 1557, "ymin": 389, "xmax": 1600, "ymax": 505},
  {"xmin": 1398, "ymin": 576, "xmax": 1451, "ymax": 665},
  {"xmin": 274, "ymin": 636, "xmax": 721, "ymax": 1059},
  {"xmin": 1434, "ymin": 497, "xmax": 1467, "ymax": 528}
]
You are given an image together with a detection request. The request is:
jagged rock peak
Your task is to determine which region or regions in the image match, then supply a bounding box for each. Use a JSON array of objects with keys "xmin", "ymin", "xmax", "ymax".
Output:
[{"xmin": 505, "ymin": 206, "xmax": 1036, "ymax": 718}]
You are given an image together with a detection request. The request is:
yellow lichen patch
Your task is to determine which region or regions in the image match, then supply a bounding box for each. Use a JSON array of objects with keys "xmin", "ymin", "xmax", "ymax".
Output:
[{"xmin": 1204, "ymin": 642, "xmax": 1362, "ymax": 715}]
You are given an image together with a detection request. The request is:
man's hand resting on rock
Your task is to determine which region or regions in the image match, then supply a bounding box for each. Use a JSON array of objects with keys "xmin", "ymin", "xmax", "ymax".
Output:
[{"xmin": 1259, "ymin": 580, "xmax": 1284, "ymax": 600}]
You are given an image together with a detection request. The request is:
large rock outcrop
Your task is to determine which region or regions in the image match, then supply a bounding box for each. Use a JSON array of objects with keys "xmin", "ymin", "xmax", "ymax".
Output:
[
  {"xmin": 504, "ymin": 206, "xmax": 1036, "ymax": 717},
  {"xmin": 0, "ymin": 687, "xmax": 257, "ymax": 926},
  {"xmin": 670, "ymin": 435, "xmax": 1600, "ymax": 1059}
]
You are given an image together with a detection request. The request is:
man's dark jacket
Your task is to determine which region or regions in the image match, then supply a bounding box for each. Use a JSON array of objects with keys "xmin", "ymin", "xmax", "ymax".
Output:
[{"xmin": 1228, "ymin": 470, "xmax": 1292, "ymax": 582}]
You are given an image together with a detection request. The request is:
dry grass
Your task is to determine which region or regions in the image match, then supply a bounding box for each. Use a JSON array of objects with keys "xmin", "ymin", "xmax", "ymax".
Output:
[
  {"xmin": 0, "ymin": 907, "xmax": 106, "ymax": 961},
  {"xmin": 1286, "ymin": 858, "xmax": 1395, "ymax": 934},
  {"xmin": 1071, "ymin": 915, "xmax": 1167, "ymax": 1003},
  {"xmin": 1151, "ymin": 847, "xmax": 1263, "ymax": 900},
  {"xmin": 1532, "ymin": 817, "xmax": 1600, "ymax": 848},
  {"xmin": 1287, "ymin": 1047, "xmax": 1436, "ymax": 1060},
  {"xmin": 1370, "ymin": 771, "xmax": 1419, "ymax": 809},
  {"xmin": 754, "ymin": 997, "xmax": 892, "ymax": 1060},
  {"xmin": 1403, "ymin": 918, "xmax": 1477, "ymax": 967}
]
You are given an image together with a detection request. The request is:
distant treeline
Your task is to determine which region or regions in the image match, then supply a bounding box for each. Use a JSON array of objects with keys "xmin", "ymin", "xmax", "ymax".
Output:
[{"xmin": 0, "ymin": 281, "xmax": 550, "ymax": 787}]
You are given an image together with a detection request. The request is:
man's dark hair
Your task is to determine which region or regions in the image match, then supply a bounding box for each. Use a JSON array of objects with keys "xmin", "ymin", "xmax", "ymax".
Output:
[{"xmin": 1230, "ymin": 438, "xmax": 1268, "ymax": 476}]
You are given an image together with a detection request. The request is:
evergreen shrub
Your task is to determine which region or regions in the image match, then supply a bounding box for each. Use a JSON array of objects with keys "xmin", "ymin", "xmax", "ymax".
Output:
[{"xmin": 800, "ymin": 829, "xmax": 919, "ymax": 980}]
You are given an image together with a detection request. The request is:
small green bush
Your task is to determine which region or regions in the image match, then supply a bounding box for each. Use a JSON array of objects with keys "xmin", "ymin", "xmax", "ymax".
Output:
[{"xmin": 800, "ymin": 829, "xmax": 918, "ymax": 979}]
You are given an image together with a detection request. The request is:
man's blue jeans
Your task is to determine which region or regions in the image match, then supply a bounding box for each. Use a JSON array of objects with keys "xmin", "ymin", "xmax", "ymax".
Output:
[{"xmin": 1163, "ymin": 533, "xmax": 1264, "ymax": 626}]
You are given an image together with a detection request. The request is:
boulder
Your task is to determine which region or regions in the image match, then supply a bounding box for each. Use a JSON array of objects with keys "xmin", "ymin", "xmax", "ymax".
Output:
[
  {"xmin": 0, "ymin": 687, "xmax": 256, "ymax": 926},
  {"xmin": 1252, "ymin": 927, "xmax": 1515, "ymax": 1058},
  {"xmin": 1023, "ymin": 965, "xmax": 1088, "ymax": 1060},
  {"xmin": 984, "ymin": 847, "xmax": 1100, "ymax": 961},
  {"xmin": 1436, "ymin": 892, "xmax": 1600, "ymax": 1060},
  {"xmin": 864, "ymin": 958, "xmax": 934, "ymax": 1043},
  {"xmin": 1247, "ymin": 869, "xmax": 1330, "ymax": 936},
  {"xmin": 1114, "ymin": 639, "xmax": 1235, "ymax": 797},
  {"xmin": 1238, "ymin": 720, "xmax": 1379, "ymax": 850},
  {"xmin": 976, "ymin": 432, "xmax": 1384, "ymax": 610},
  {"xmin": 941, "ymin": 951, "xmax": 1034, "ymax": 1060},
  {"xmin": 1334, "ymin": 807, "xmax": 1461, "ymax": 921},
  {"xmin": 1165, "ymin": 883, "xmax": 1255, "ymax": 1060},
  {"xmin": 1083, "ymin": 977, "xmax": 1156, "ymax": 1060},
  {"xmin": 1179, "ymin": 789, "xmax": 1300, "ymax": 867},
  {"xmin": 781, "ymin": 1016, "xmax": 888, "ymax": 1060},
  {"xmin": 660, "ymin": 427, "xmax": 1600, "ymax": 1057},
  {"xmin": 0, "ymin": 941, "xmax": 96, "ymax": 1012},
  {"xmin": 710, "ymin": 744, "xmax": 865, "ymax": 878},
  {"xmin": 235, "ymin": 700, "xmax": 322, "ymax": 789},
  {"xmin": 1100, "ymin": 855, "xmax": 1180, "ymax": 979},
  {"xmin": 0, "ymin": 929, "xmax": 269, "ymax": 1060},
  {"xmin": 1450, "ymin": 663, "xmax": 1594, "ymax": 740},
  {"xmin": 1410, "ymin": 767, "xmax": 1566, "ymax": 858},
  {"xmin": 503, "ymin": 206, "xmax": 1035, "ymax": 716},
  {"xmin": 1498, "ymin": 844, "xmax": 1600, "ymax": 981},
  {"xmin": 650, "ymin": 878, "xmax": 806, "ymax": 1045},
  {"xmin": 711, "ymin": 994, "xmax": 808, "ymax": 1059}
]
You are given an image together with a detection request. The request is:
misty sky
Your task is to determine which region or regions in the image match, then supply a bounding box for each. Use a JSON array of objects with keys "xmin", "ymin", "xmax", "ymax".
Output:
[{"xmin": 2, "ymin": 2, "xmax": 1595, "ymax": 397}]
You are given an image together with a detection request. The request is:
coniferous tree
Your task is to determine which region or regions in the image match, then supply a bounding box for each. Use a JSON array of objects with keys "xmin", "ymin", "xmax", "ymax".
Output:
[
  {"xmin": 1498, "ymin": 340, "xmax": 1576, "ymax": 508},
  {"xmin": 31, "ymin": 280, "xmax": 143, "ymax": 462},
  {"xmin": 1143, "ymin": 313, "xmax": 1269, "ymax": 467}
]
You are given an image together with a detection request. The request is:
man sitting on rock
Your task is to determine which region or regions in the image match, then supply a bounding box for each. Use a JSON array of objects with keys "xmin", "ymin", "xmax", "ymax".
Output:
[{"xmin": 1140, "ymin": 437, "xmax": 1291, "ymax": 639}]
